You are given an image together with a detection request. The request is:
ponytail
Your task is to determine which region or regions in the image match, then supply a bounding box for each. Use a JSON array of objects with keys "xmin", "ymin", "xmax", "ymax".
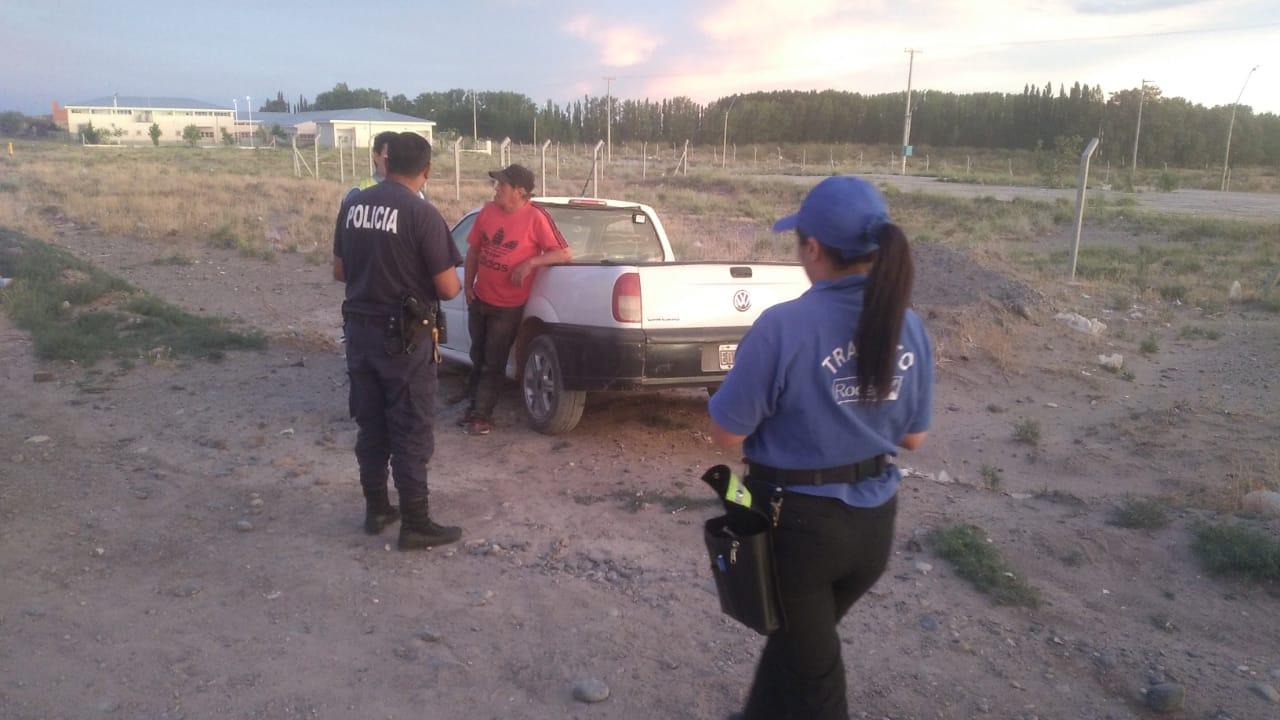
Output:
[{"xmin": 855, "ymin": 223, "xmax": 913, "ymax": 402}]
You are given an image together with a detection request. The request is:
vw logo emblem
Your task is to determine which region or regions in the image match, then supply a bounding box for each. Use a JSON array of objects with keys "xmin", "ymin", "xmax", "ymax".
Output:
[{"xmin": 733, "ymin": 290, "xmax": 751, "ymax": 312}]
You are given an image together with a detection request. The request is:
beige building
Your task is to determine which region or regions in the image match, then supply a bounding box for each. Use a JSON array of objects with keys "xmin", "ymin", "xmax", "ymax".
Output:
[{"xmin": 63, "ymin": 96, "xmax": 236, "ymax": 145}]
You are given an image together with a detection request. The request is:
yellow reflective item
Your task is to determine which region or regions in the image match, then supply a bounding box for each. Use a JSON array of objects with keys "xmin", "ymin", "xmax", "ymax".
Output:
[{"xmin": 725, "ymin": 472, "xmax": 752, "ymax": 508}]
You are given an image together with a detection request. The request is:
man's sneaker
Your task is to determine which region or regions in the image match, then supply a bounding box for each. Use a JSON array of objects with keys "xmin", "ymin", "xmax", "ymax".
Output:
[
  {"xmin": 454, "ymin": 409, "xmax": 477, "ymax": 428},
  {"xmin": 363, "ymin": 504, "xmax": 400, "ymax": 535},
  {"xmin": 463, "ymin": 418, "xmax": 492, "ymax": 436},
  {"xmin": 398, "ymin": 518, "xmax": 463, "ymax": 550}
]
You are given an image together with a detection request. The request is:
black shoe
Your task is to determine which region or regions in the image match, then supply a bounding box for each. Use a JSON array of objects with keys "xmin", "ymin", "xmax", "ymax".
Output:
[
  {"xmin": 398, "ymin": 518, "xmax": 463, "ymax": 550},
  {"xmin": 363, "ymin": 504, "xmax": 400, "ymax": 535}
]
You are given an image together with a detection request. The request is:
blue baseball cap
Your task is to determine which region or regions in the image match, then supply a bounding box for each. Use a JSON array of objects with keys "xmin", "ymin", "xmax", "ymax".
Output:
[{"xmin": 772, "ymin": 176, "xmax": 889, "ymax": 258}]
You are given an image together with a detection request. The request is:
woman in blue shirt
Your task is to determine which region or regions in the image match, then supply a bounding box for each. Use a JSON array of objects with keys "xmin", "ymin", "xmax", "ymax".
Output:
[{"xmin": 709, "ymin": 176, "xmax": 933, "ymax": 720}]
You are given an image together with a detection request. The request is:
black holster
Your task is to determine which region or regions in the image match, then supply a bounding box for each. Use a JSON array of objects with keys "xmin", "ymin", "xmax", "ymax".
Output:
[
  {"xmin": 385, "ymin": 295, "xmax": 438, "ymax": 357},
  {"xmin": 701, "ymin": 465, "xmax": 786, "ymax": 635}
]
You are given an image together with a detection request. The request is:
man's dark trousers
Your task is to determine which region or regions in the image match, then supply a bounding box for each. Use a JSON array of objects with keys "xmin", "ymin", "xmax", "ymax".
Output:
[
  {"xmin": 345, "ymin": 321, "xmax": 436, "ymax": 506},
  {"xmin": 466, "ymin": 298, "xmax": 523, "ymax": 420},
  {"xmin": 742, "ymin": 493, "xmax": 897, "ymax": 720}
]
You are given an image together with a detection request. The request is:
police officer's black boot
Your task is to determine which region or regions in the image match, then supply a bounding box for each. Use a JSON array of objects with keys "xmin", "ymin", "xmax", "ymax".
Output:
[
  {"xmin": 397, "ymin": 498, "xmax": 462, "ymax": 551},
  {"xmin": 363, "ymin": 486, "xmax": 400, "ymax": 535}
]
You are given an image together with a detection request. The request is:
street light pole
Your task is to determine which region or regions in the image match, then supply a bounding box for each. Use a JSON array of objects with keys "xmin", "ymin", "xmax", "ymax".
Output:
[
  {"xmin": 1221, "ymin": 65, "xmax": 1259, "ymax": 192},
  {"xmin": 1129, "ymin": 79, "xmax": 1153, "ymax": 175},
  {"xmin": 900, "ymin": 48, "xmax": 921, "ymax": 175},
  {"xmin": 604, "ymin": 77, "xmax": 614, "ymax": 164},
  {"xmin": 721, "ymin": 96, "xmax": 738, "ymax": 168}
]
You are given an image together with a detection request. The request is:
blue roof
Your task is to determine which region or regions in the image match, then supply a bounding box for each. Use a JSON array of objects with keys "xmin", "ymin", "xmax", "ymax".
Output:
[
  {"xmin": 238, "ymin": 108, "xmax": 432, "ymax": 125},
  {"xmin": 68, "ymin": 96, "xmax": 229, "ymax": 110}
]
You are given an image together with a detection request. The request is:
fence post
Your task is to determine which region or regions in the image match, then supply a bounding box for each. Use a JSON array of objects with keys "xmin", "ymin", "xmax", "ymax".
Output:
[
  {"xmin": 591, "ymin": 140, "xmax": 605, "ymax": 197},
  {"xmin": 339, "ymin": 138, "xmax": 346, "ymax": 184},
  {"xmin": 540, "ymin": 139, "xmax": 551, "ymax": 193},
  {"xmin": 682, "ymin": 140, "xmax": 689, "ymax": 175},
  {"xmin": 642, "ymin": 141, "xmax": 647, "ymax": 179},
  {"xmin": 556, "ymin": 142, "xmax": 560, "ymax": 180},
  {"xmin": 1069, "ymin": 138, "xmax": 1102, "ymax": 280},
  {"xmin": 500, "ymin": 137, "xmax": 511, "ymax": 166},
  {"xmin": 453, "ymin": 138, "xmax": 463, "ymax": 201}
]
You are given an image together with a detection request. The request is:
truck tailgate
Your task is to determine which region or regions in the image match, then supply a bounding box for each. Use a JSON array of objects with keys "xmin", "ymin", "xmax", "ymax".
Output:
[{"xmin": 634, "ymin": 263, "xmax": 808, "ymax": 330}]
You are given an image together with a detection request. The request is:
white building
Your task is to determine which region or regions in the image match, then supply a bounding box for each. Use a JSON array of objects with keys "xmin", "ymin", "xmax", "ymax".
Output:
[
  {"xmin": 247, "ymin": 108, "xmax": 435, "ymax": 148},
  {"xmin": 61, "ymin": 96, "xmax": 436, "ymax": 148}
]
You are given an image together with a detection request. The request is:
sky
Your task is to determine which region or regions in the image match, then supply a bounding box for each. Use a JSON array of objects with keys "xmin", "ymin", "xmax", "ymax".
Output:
[{"xmin": 1, "ymin": 0, "xmax": 1276, "ymax": 116}]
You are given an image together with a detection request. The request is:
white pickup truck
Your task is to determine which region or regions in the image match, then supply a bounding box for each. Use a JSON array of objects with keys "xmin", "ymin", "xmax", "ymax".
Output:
[{"xmin": 441, "ymin": 197, "xmax": 810, "ymax": 434}]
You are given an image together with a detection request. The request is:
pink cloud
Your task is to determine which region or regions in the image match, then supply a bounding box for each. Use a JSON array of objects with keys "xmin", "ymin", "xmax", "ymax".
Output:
[{"xmin": 563, "ymin": 15, "xmax": 662, "ymax": 68}]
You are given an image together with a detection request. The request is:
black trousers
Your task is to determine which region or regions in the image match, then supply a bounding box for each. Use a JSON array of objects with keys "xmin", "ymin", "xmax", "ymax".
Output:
[
  {"xmin": 465, "ymin": 298, "xmax": 523, "ymax": 420},
  {"xmin": 742, "ymin": 492, "xmax": 898, "ymax": 720},
  {"xmin": 344, "ymin": 321, "xmax": 436, "ymax": 505}
]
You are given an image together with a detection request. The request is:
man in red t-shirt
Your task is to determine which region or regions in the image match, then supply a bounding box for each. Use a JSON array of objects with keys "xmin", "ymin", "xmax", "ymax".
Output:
[{"xmin": 459, "ymin": 164, "xmax": 572, "ymax": 435}]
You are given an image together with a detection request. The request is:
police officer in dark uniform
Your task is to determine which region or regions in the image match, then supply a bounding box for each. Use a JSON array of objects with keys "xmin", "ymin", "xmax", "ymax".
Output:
[
  {"xmin": 332, "ymin": 131, "xmax": 464, "ymax": 550},
  {"xmin": 709, "ymin": 176, "xmax": 934, "ymax": 719}
]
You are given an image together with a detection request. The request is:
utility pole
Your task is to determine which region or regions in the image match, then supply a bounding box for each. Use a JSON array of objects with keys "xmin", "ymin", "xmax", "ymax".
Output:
[
  {"xmin": 900, "ymin": 49, "xmax": 921, "ymax": 175},
  {"xmin": 1130, "ymin": 79, "xmax": 1153, "ymax": 174},
  {"xmin": 246, "ymin": 96, "xmax": 254, "ymax": 148},
  {"xmin": 1221, "ymin": 65, "xmax": 1259, "ymax": 192},
  {"xmin": 604, "ymin": 76, "xmax": 614, "ymax": 164},
  {"xmin": 721, "ymin": 95, "xmax": 737, "ymax": 168}
]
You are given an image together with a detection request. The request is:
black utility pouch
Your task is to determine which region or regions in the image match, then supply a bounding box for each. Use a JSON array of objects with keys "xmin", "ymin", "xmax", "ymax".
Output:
[
  {"xmin": 382, "ymin": 315, "xmax": 407, "ymax": 356},
  {"xmin": 701, "ymin": 465, "xmax": 785, "ymax": 635},
  {"xmin": 704, "ymin": 514, "xmax": 784, "ymax": 635}
]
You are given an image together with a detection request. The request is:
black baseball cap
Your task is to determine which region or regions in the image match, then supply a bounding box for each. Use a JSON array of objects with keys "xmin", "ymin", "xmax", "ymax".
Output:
[{"xmin": 488, "ymin": 164, "xmax": 535, "ymax": 193}]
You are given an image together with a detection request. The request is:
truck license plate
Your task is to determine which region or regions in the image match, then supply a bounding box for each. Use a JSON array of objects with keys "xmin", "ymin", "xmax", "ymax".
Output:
[{"xmin": 718, "ymin": 344, "xmax": 737, "ymax": 370}]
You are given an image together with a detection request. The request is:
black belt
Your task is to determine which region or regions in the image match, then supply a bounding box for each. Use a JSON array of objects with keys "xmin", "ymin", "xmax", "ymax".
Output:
[
  {"xmin": 748, "ymin": 455, "xmax": 888, "ymax": 486},
  {"xmin": 343, "ymin": 313, "xmax": 393, "ymax": 327}
]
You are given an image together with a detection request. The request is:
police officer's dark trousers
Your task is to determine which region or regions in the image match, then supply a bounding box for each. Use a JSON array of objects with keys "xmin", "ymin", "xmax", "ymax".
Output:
[
  {"xmin": 742, "ymin": 493, "xmax": 897, "ymax": 720},
  {"xmin": 345, "ymin": 321, "xmax": 436, "ymax": 508},
  {"xmin": 466, "ymin": 298, "xmax": 523, "ymax": 420}
]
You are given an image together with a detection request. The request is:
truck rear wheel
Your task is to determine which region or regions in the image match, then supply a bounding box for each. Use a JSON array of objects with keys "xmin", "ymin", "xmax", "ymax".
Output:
[{"xmin": 521, "ymin": 335, "xmax": 586, "ymax": 435}]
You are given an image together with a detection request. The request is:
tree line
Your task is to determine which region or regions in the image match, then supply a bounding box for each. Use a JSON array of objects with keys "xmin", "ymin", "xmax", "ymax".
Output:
[{"xmin": 264, "ymin": 82, "xmax": 1276, "ymax": 169}]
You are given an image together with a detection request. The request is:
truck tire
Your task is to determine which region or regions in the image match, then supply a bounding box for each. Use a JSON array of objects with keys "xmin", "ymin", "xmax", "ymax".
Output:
[{"xmin": 521, "ymin": 335, "xmax": 586, "ymax": 435}]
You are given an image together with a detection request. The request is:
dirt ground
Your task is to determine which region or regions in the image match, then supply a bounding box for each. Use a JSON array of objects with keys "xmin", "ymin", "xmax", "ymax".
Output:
[{"xmin": 2, "ymin": 215, "xmax": 1279, "ymax": 720}]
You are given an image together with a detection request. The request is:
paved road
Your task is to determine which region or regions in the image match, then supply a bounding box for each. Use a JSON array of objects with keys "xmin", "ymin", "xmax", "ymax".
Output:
[{"xmin": 761, "ymin": 173, "xmax": 1280, "ymax": 222}]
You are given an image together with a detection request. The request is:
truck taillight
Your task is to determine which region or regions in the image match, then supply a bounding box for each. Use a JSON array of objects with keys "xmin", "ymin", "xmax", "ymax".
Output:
[{"xmin": 612, "ymin": 272, "xmax": 642, "ymax": 323}]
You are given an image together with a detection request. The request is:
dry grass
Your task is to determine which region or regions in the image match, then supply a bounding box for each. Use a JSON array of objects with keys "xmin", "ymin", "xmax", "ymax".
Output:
[
  {"xmin": 1164, "ymin": 451, "xmax": 1280, "ymax": 514},
  {"xmin": 931, "ymin": 308, "xmax": 1027, "ymax": 373}
]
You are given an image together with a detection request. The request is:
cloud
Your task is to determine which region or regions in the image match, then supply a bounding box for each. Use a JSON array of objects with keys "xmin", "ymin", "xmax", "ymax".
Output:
[
  {"xmin": 645, "ymin": 0, "xmax": 1248, "ymax": 103},
  {"xmin": 563, "ymin": 15, "xmax": 662, "ymax": 68}
]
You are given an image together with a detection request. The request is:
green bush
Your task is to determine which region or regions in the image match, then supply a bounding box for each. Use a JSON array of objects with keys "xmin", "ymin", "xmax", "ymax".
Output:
[
  {"xmin": 1192, "ymin": 524, "xmax": 1280, "ymax": 583},
  {"xmin": 181, "ymin": 124, "xmax": 201, "ymax": 147},
  {"xmin": 1110, "ymin": 497, "xmax": 1170, "ymax": 529},
  {"xmin": 1155, "ymin": 171, "xmax": 1180, "ymax": 192},
  {"xmin": 929, "ymin": 524, "xmax": 1041, "ymax": 607},
  {"xmin": 1012, "ymin": 418, "xmax": 1041, "ymax": 445}
]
